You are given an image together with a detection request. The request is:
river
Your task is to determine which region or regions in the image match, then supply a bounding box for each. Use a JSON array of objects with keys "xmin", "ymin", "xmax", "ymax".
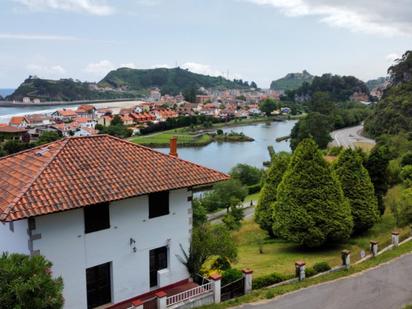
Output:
[{"xmin": 156, "ymin": 120, "xmax": 296, "ymax": 172}]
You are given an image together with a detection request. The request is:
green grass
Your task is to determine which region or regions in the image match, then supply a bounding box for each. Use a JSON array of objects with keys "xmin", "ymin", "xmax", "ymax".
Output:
[
  {"xmin": 232, "ymin": 185, "xmax": 410, "ymax": 278},
  {"xmin": 202, "ymin": 238, "xmax": 412, "ymax": 309},
  {"xmin": 130, "ymin": 128, "xmax": 213, "ymax": 147},
  {"xmin": 244, "ymin": 192, "xmax": 260, "ymax": 203}
]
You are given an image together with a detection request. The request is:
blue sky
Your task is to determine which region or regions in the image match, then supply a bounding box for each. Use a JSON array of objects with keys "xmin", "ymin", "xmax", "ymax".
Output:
[{"xmin": 0, "ymin": 0, "xmax": 411, "ymax": 88}]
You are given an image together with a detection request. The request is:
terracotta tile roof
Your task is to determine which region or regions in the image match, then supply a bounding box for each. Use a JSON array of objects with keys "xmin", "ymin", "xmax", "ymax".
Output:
[
  {"xmin": 9, "ymin": 116, "xmax": 26, "ymax": 126},
  {"xmin": 55, "ymin": 109, "xmax": 77, "ymax": 117},
  {"xmin": 0, "ymin": 135, "xmax": 228, "ymax": 221},
  {"xmin": 0, "ymin": 126, "xmax": 28, "ymax": 133},
  {"xmin": 77, "ymin": 104, "xmax": 95, "ymax": 112}
]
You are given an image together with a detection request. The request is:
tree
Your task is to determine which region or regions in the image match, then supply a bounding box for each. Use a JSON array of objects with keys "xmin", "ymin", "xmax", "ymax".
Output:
[
  {"xmin": 259, "ymin": 98, "xmax": 278, "ymax": 116},
  {"xmin": 308, "ymin": 91, "xmax": 335, "ymax": 115},
  {"xmin": 255, "ymin": 152, "xmax": 290, "ymax": 237},
  {"xmin": 398, "ymin": 188, "xmax": 412, "ymax": 227},
  {"xmin": 400, "ymin": 165, "xmax": 412, "ymax": 186},
  {"xmin": 250, "ymin": 81, "xmax": 258, "ymax": 89},
  {"xmin": 2, "ymin": 140, "xmax": 31, "ymax": 155},
  {"xmin": 222, "ymin": 198, "xmax": 244, "ymax": 230},
  {"xmin": 365, "ymin": 146, "xmax": 390, "ymax": 215},
  {"xmin": 0, "ymin": 253, "xmax": 64, "ymax": 309},
  {"xmin": 110, "ymin": 115, "xmax": 124, "ymax": 126},
  {"xmin": 192, "ymin": 199, "xmax": 207, "ymax": 227},
  {"xmin": 290, "ymin": 112, "xmax": 332, "ymax": 150},
  {"xmin": 183, "ymin": 85, "xmax": 197, "ymax": 103},
  {"xmin": 229, "ymin": 164, "xmax": 263, "ymax": 186},
  {"xmin": 178, "ymin": 224, "xmax": 237, "ymax": 277},
  {"xmin": 37, "ymin": 131, "xmax": 61, "ymax": 145},
  {"xmin": 401, "ymin": 152, "xmax": 412, "ymax": 167},
  {"xmin": 333, "ymin": 149, "xmax": 379, "ymax": 234},
  {"xmin": 200, "ymin": 179, "xmax": 248, "ymax": 212},
  {"xmin": 273, "ymin": 138, "xmax": 353, "ymax": 247}
]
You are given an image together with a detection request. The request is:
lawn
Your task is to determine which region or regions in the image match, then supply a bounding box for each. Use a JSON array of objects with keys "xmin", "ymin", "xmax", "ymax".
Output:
[
  {"xmin": 232, "ymin": 185, "xmax": 410, "ymax": 278},
  {"xmin": 354, "ymin": 142, "xmax": 375, "ymax": 152},
  {"xmin": 130, "ymin": 128, "xmax": 213, "ymax": 147}
]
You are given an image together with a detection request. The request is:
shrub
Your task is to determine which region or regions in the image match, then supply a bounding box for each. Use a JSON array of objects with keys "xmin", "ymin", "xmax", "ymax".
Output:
[
  {"xmin": 221, "ymin": 268, "xmax": 243, "ymax": 286},
  {"xmin": 401, "ymin": 152, "xmax": 412, "ymax": 167},
  {"xmin": 252, "ymin": 272, "xmax": 286, "ymax": 289},
  {"xmin": 199, "ymin": 255, "xmax": 231, "ymax": 277},
  {"xmin": 247, "ymin": 183, "xmax": 261, "ymax": 194},
  {"xmin": 265, "ymin": 290, "xmax": 275, "ymax": 299},
  {"xmin": 400, "ymin": 165, "xmax": 412, "ymax": 187},
  {"xmin": 312, "ymin": 261, "xmax": 331, "ymax": 273},
  {"xmin": 0, "ymin": 253, "xmax": 64, "ymax": 309},
  {"xmin": 305, "ymin": 267, "xmax": 317, "ymax": 278}
]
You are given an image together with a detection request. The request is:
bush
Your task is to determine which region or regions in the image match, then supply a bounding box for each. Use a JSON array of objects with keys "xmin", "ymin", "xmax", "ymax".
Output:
[
  {"xmin": 401, "ymin": 152, "xmax": 412, "ymax": 167},
  {"xmin": 252, "ymin": 272, "xmax": 286, "ymax": 289},
  {"xmin": 312, "ymin": 261, "xmax": 331, "ymax": 273},
  {"xmin": 400, "ymin": 165, "xmax": 412, "ymax": 186},
  {"xmin": 305, "ymin": 267, "xmax": 317, "ymax": 278},
  {"xmin": 247, "ymin": 183, "xmax": 261, "ymax": 194},
  {"xmin": 199, "ymin": 255, "xmax": 231, "ymax": 277},
  {"xmin": 0, "ymin": 253, "xmax": 64, "ymax": 309},
  {"xmin": 221, "ymin": 268, "xmax": 243, "ymax": 286}
]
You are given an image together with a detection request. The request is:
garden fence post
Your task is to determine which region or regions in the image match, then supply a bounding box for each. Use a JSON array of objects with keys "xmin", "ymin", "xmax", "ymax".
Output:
[
  {"xmin": 370, "ymin": 240, "xmax": 378, "ymax": 257},
  {"xmin": 155, "ymin": 291, "xmax": 167, "ymax": 309},
  {"xmin": 392, "ymin": 231, "xmax": 400, "ymax": 247},
  {"xmin": 209, "ymin": 273, "xmax": 222, "ymax": 304},
  {"xmin": 341, "ymin": 250, "xmax": 350, "ymax": 269},
  {"xmin": 295, "ymin": 261, "xmax": 306, "ymax": 281},
  {"xmin": 242, "ymin": 268, "xmax": 253, "ymax": 294}
]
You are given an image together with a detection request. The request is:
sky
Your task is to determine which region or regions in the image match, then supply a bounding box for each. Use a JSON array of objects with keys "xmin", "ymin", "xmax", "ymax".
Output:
[{"xmin": 0, "ymin": 0, "xmax": 411, "ymax": 88}]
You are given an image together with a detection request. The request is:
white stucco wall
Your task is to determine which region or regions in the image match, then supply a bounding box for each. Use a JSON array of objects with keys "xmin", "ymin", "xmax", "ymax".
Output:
[
  {"xmin": 31, "ymin": 188, "xmax": 192, "ymax": 309},
  {"xmin": 0, "ymin": 219, "xmax": 29, "ymax": 254}
]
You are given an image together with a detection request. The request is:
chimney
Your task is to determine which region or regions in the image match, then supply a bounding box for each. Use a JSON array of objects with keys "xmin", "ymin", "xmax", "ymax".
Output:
[{"xmin": 169, "ymin": 136, "xmax": 178, "ymax": 157}]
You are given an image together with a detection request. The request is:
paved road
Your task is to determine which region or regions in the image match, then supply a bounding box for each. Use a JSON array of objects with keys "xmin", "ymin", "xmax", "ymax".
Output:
[
  {"xmin": 208, "ymin": 201, "xmax": 256, "ymax": 224},
  {"xmin": 240, "ymin": 253, "xmax": 412, "ymax": 309},
  {"xmin": 330, "ymin": 125, "xmax": 375, "ymax": 149}
]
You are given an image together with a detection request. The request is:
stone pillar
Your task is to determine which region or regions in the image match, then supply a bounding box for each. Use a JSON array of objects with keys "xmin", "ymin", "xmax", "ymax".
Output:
[
  {"xmin": 131, "ymin": 299, "xmax": 143, "ymax": 309},
  {"xmin": 341, "ymin": 250, "xmax": 351, "ymax": 269},
  {"xmin": 370, "ymin": 241, "xmax": 378, "ymax": 257},
  {"xmin": 392, "ymin": 231, "xmax": 400, "ymax": 247},
  {"xmin": 209, "ymin": 273, "xmax": 222, "ymax": 304},
  {"xmin": 155, "ymin": 291, "xmax": 167, "ymax": 309},
  {"xmin": 242, "ymin": 268, "xmax": 253, "ymax": 294},
  {"xmin": 295, "ymin": 261, "xmax": 306, "ymax": 281}
]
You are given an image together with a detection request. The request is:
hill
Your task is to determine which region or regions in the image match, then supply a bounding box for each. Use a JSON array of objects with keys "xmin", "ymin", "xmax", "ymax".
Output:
[
  {"xmin": 98, "ymin": 67, "xmax": 249, "ymax": 95},
  {"xmin": 0, "ymin": 88, "xmax": 15, "ymax": 98},
  {"xmin": 7, "ymin": 77, "xmax": 136, "ymax": 102},
  {"xmin": 282, "ymin": 73, "xmax": 370, "ymax": 102},
  {"xmin": 270, "ymin": 70, "xmax": 314, "ymax": 91},
  {"xmin": 366, "ymin": 77, "xmax": 387, "ymax": 91},
  {"xmin": 364, "ymin": 51, "xmax": 412, "ymax": 137}
]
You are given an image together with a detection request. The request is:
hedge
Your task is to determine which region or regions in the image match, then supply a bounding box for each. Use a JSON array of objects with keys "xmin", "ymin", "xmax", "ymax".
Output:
[
  {"xmin": 247, "ymin": 184, "xmax": 261, "ymax": 195},
  {"xmin": 252, "ymin": 272, "xmax": 288, "ymax": 289}
]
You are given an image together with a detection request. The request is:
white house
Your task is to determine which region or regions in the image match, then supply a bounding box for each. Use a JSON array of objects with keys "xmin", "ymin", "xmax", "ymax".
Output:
[{"xmin": 0, "ymin": 135, "xmax": 228, "ymax": 309}]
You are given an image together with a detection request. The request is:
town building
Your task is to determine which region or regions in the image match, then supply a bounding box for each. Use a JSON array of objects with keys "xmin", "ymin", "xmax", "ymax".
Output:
[{"xmin": 0, "ymin": 135, "xmax": 228, "ymax": 309}]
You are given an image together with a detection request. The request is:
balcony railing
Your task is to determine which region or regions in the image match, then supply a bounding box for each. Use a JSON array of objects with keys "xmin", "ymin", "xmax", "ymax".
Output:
[{"xmin": 166, "ymin": 282, "xmax": 212, "ymax": 307}]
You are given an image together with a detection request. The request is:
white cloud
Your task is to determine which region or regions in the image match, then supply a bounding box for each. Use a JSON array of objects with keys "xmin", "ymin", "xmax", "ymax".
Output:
[
  {"xmin": 0, "ymin": 33, "xmax": 78, "ymax": 41},
  {"xmin": 386, "ymin": 53, "xmax": 401, "ymax": 63},
  {"xmin": 15, "ymin": 0, "xmax": 114, "ymax": 16},
  {"xmin": 84, "ymin": 60, "xmax": 115, "ymax": 74},
  {"xmin": 152, "ymin": 62, "xmax": 242, "ymax": 79},
  {"xmin": 246, "ymin": 0, "xmax": 412, "ymax": 36},
  {"xmin": 151, "ymin": 64, "xmax": 173, "ymax": 69},
  {"xmin": 27, "ymin": 64, "xmax": 67, "ymax": 77}
]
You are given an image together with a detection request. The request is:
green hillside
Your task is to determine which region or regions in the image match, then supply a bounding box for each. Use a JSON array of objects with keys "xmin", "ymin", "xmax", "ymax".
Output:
[
  {"xmin": 364, "ymin": 51, "xmax": 412, "ymax": 137},
  {"xmin": 366, "ymin": 77, "xmax": 388, "ymax": 91},
  {"xmin": 270, "ymin": 70, "xmax": 314, "ymax": 91},
  {"xmin": 7, "ymin": 77, "xmax": 137, "ymax": 102},
  {"xmin": 98, "ymin": 67, "xmax": 249, "ymax": 95}
]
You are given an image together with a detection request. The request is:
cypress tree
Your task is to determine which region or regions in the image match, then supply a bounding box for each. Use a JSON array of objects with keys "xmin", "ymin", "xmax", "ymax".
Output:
[
  {"xmin": 273, "ymin": 138, "xmax": 353, "ymax": 247},
  {"xmin": 255, "ymin": 152, "xmax": 290, "ymax": 237},
  {"xmin": 333, "ymin": 149, "xmax": 379, "ymax": 234}
]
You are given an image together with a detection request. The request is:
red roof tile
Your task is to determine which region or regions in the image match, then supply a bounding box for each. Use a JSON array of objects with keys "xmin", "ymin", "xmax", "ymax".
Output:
[{"xmin": 0, "ymin": 135, "xmax": 228, "ymax": 221}]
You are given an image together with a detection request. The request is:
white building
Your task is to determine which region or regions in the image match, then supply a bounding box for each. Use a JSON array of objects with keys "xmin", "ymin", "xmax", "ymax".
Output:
[{"xmin": 0, "ymin": 135, "xmax": 228, "ymax": 309}]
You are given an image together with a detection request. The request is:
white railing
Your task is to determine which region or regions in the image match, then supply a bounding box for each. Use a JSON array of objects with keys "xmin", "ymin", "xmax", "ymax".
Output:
[{"xmin": 166, "ymin": 282, "xmax": 212, "ymax": 307}]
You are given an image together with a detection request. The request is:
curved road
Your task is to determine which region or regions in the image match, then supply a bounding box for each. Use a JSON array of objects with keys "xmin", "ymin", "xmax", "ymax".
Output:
[
  {"xmin": 239, "ymin": 253, "xmax": 412, "ymax": 309},
  {"xmin": 330, "ymin": 125, "xmax": 375, "ymax": 149}
]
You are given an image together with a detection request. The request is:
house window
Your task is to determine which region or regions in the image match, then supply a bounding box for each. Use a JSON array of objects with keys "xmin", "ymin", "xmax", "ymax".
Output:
[
  {"xmin": 84, "ymin": 203, "xmax": 110, "ymax": 234},
  {"xmin": 86, "ymin": 262, "xmax": 112, "ymax": 309},
  {"xmin": 148, "ymin": 191, "xmax": 169, "ymax": 219},
  {"xmin": 149, "ymin": 246, "xmax": 168, "ymax": 287}
]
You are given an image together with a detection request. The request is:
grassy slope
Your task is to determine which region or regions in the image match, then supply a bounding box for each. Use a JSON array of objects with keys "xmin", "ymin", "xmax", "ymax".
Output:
[{"xmin": 232, "ymin": 186, "xmax": 409, "ymax": 278}]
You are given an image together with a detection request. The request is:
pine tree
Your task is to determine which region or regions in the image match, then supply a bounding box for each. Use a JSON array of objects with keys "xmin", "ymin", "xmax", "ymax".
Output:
[
  {"xmin": 273, "ymin": 138, "xmax": 353, "ymax": 247},
  {"xmin": 365, "ymin": 146, "xmax": 390, "ymax": 215},
  {"xmin": 255, "ymin": 152, "xmax": 290, "ymax": 237},
  {"xmin": 333, "ymin": 149, "xmax": 379, "ymax": 234}
]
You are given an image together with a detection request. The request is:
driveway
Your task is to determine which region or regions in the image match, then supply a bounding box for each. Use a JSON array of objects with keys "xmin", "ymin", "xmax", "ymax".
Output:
[
  {"xmin": 239, "ymin": 253, "xmax": 412, "ymax": 309},
  {"xmin": 330, "ymin": 125, "xmax": 375, "ymax": 149}
]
